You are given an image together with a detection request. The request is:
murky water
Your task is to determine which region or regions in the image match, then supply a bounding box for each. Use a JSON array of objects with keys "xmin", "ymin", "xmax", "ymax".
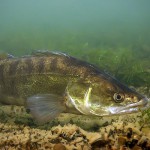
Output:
[
  {"xmin": 0, "ymin": 1, "xmax": 150, "ymax": 149},
  {"xmin": 0, "ymin": 0, "xmax": 150, "ymax": 87}
]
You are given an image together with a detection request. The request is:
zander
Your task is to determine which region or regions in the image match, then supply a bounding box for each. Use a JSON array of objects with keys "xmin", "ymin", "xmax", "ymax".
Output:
[{"xmin": 0, "ymin": 51, "xmax": 149, "ymax": 123}]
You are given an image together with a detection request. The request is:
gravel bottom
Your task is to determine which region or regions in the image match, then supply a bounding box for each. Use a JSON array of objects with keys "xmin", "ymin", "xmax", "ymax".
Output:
[
  {"xmin": 0, "ymin": 121, "xmax": 150, "ymax": 150},
  {"xmin": 0, "ymin": 86, "xmax": 149, "ymax": 149}
]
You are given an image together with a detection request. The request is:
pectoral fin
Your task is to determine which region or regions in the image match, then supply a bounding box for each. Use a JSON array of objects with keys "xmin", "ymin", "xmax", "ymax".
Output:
[{"xmin": 26, "ymin": 94, "xmax": 65, "ymax": 123}]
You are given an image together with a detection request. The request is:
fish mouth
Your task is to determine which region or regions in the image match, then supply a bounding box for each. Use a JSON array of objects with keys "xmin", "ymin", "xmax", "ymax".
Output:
[{"xmin": 108, "ymin": 97, "xmax": 150, "ymax": 115}]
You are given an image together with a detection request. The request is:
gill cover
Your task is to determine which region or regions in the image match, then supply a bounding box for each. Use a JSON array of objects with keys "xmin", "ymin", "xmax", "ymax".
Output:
[{"xmin": 66, "ymin": 82, "xmax": 110, "ymax": 116}]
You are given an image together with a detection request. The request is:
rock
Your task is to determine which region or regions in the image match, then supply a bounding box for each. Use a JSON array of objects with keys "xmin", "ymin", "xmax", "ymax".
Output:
[
  {"xmin": 126, "ymin": 128, "xmax": 133, "ymax": 139},
  {"xmin": 142, "ymin": 127, "xmax": 150, "ymax": 138},
  {"xmin": 91, "ymin": 139, "xmax": 110, "ymax": 149},
  {"xmin": 82, "ymin": 145, "xmax": 91, "ymax": 150},
  {"xmin": 132, "ymin": 145, "xmax": 142, "ymax": 150},
  {"xmin": 53, "ymin": 143, "xmax": 66, "ymax": 150},
  {"xmin": 118, "ymin": 136, "xmax": 127, "ymax": 146}
]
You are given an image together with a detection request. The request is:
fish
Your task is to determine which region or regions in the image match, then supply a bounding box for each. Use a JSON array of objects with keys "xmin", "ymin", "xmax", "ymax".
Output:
[{"xmin": 0, "ymin": 50, "xmax": 149, "ymax": 123}]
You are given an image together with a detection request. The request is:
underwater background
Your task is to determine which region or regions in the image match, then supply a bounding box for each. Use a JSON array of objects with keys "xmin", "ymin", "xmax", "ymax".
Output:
[
  {"xmin": 0, "ymin": 0, "xmax": 150, "ymax": 89},
  {"xmin": 0, "ymin": 1, "xmax": 150, "ymax": 149}
]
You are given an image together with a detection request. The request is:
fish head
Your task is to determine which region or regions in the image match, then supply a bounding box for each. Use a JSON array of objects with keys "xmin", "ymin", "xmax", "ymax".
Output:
[
  {"xmin": 66, "ymin": 79, "xmax": 149, "ymax": 116},
  {"xmin": 88, "ymin": 79, "xmax": 150, "ymax": 116}
]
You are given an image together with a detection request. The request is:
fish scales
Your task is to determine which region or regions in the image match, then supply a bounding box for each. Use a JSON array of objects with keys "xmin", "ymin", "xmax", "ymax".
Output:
[
  {"xmin": 0, "ymin": 54, "xmax": 100, "ymax": 104},
  {"xmin": 0, "ymin": 54, "xmax": 99, "ymax": 79}
]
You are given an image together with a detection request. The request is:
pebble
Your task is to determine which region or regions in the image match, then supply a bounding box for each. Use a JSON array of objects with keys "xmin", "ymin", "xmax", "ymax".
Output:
[
  {"xmin": 118, "ymin": 136, "xmax": 127, "ymax": 145},
  {"xmin": 91, "ymin": 139, "xmax": 109, "ymax": 149},
  {"xmin": 132, "ymin": 145, "xmax": 142, "ymax": 150},
  {"xmin": 53, "ymin": 143, "xmax": 66, "ymax": 150},
  {"xmin": 0, "ymin": 113, "xmax": 150, "ymax": 150}
]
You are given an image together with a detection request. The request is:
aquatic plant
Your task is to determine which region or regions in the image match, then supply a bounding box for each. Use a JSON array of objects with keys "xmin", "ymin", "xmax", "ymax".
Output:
[{"xmin": 0, "ymin": 30, "xmax": 149, "ymax": 89}]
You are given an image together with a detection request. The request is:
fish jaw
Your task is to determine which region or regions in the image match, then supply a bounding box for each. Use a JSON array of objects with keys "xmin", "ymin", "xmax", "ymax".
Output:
[{"xmin": 108, "ymin": 97, "xmax": 150, "ymax": 115}]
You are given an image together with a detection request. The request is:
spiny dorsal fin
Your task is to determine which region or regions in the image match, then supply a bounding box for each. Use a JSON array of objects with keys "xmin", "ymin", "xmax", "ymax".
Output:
[{"xmin": 32, "ymin": 50, "xmax": 70, "ymax": 58}]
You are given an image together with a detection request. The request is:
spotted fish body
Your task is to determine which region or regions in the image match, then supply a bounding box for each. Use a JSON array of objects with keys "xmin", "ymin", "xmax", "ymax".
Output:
[
  {"xmin": 0, "ymin": 51, "xmax": 149, "ymax": 123},
  {"xmin": 0, "ymin": 52, "xmax": 104, "ymax": 104}
]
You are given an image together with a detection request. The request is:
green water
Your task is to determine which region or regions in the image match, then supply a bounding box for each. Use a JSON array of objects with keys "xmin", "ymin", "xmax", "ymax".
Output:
[{"xmin": 0, "ymin": 0, "xmax": 150, "ymax": 87}]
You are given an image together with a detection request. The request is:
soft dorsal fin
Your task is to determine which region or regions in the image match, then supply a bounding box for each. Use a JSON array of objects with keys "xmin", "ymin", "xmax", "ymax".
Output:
[{"xmin": 32, "ymin": 50, "xmax": 70, "ymax": 58}]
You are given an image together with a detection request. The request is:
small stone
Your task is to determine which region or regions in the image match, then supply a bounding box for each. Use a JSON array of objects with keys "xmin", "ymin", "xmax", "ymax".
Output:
[
  {"xmin": 119, "ymin": 146, "xmax": 127, "ymax": 150},
  {"xmin": 53, "ymin": 143, "xmax": 66, "ymax": 150},
  {"xmin": 118, "ymin": 136, "xmax": 126, "ymax": 145},
  {"xmin": 103, "ymin": 133, "xmax": 109, "ymax": 140},
  {"xmin": 127, "ymin": 133, "xmax": 132, "ymax": 139},
  {"xmin": 93, "ymin": 148, "xmax": 100, "ymax": 150},
  {"xmin": 126, "ymin": 128, "xmax": 132, "ymax": 139},
  {"xmin": 132, "ymin": 145, "xmax": 142, "ymax": 150},
  {"xmin": 142, "ymin": 127, "xmax": 150, "ymax": 138},
  {"xmin": 133, "ymin": 134, "xmax": 140, "ymax": 141},
  {"xmin": 146, "ymin": 140, "xmax": 150, "ymax": 148},
  {"xmin": 131, "ymin": 139, "xmax": 138, "ymax": 147},
  {"xmin": 125, "ymin": 141, "xmax": 133, "ymax": 148},
  {"xmin": 140, "ymin": 140, "xmax": 148, "ymax": 149},
  {"xmin": 50, "ymin": 138, "xmax": 61, "ymax": 143},
  {"xmin": 91, "ymin": 139, "xmax": 109, "ymax": 149},
  {"xmin": 82, "ymin": 145, "xmax": 91, "ymax": 150}
]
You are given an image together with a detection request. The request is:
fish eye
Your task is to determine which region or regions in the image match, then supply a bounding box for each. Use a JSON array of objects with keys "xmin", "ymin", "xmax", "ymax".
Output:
[{"xmin": 113, "ymin": 93, "xmax": 124, "ymax": 102}]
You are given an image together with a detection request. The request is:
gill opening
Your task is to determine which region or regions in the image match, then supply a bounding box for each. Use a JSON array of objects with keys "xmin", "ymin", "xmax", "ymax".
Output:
[{"xmin": 84, "ymin": 87, "xmax": 92, "ymax": 108}]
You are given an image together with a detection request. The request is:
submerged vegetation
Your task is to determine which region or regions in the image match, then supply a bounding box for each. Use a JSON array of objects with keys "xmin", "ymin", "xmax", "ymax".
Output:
[
  {"xmin": 0, "ymin": 1, "xmax": 150, "ymax": 89},
  {"xmin": 0, "ymin": 30, "xmax": 149, "ymax": 89},
  {"xmin": 0, "ymin": 1, "xmax": 149, "ymax": 149}
]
